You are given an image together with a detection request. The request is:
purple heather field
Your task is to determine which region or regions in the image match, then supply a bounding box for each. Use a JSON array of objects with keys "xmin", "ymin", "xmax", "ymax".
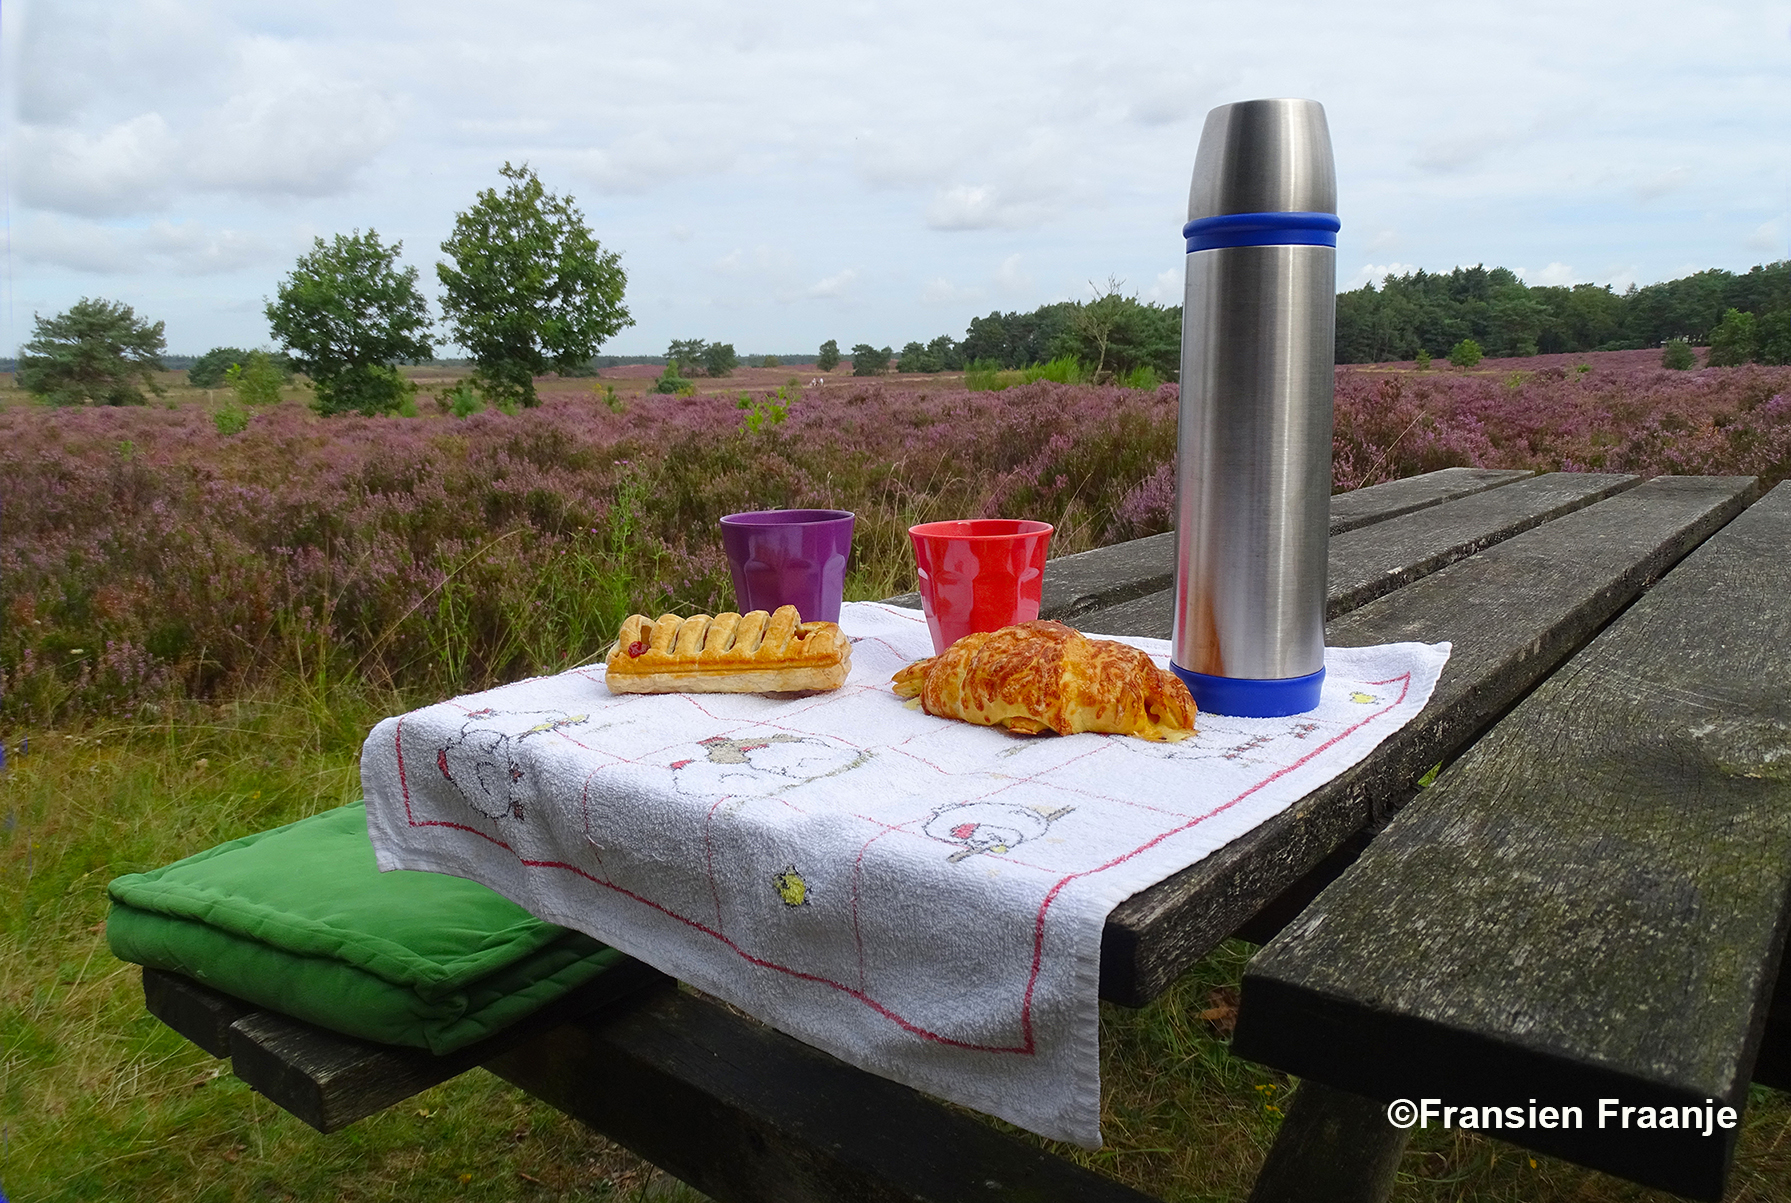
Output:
[{"xmin": 5, "ymin": 350, "xmax": 1788, "ymax": 724}]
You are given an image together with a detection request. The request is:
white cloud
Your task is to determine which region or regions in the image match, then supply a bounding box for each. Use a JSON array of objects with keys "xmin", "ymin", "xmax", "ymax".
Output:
[
  {"xmin": 1520, "ymin": 262, "xmax": 1580, "ymax": 287},
  {"xmin": 1744, "ymin": 221, "xmax": 1783, "ymax": 255},
  {"xmin": 1342, "ymin": 262, "xmax": 1420, "ymax": 291},
  {"xmin": 16, "ymin": 115, "xmax": 180, "ymax": 216},
  {"xmin": 805, "ymin": 269, "xmax": 858, "ymax": 299},
  {"xmin": 1143, "ymin": 268, "xmax": 1181, "ymax": 303},
  {"xmin": 926, "ymin": 185, "xmax": 1010, "ymax": 231},
  {"xmin": 183, "ymin": 42, "xmax": 401, "ymax": 199},
  {"xmin": 19, "ymin": 214, "xmax": 268, "ymax": 275},
  {"xmin": 571, "ymin": 131, "xmax": 716, "ymax": 196},
  {"xmin": 994, "ymin": 254, "xmax": 1034, "ymax": 295},
  {"xmin": 13, "ymin": 39, "xmax": 399, "ymax": 217},
  {"xmin": 921, "ymin": 277, "xmax": 985, "ymax": 306},
  {"xmin": 7, "ymin": 0, "xmax": 1791, "ymax": 354},
  {"xmin": 1634, "ymin": 167, "xmax": 1691, "ymax": 202}
]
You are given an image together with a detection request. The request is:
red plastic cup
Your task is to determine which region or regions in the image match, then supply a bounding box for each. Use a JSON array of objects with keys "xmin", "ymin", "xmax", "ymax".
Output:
[
  {"xmin": 720, "ymin": 509, "xmax": 855, "ymax": 623},
  {"xmin": 908, "ymin": 519, "xmax": 1054, "ymax": 655}
]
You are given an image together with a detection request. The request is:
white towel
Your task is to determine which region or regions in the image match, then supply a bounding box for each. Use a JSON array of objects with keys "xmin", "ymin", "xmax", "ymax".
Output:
[{"xmin": 362, "ymin": 603, "xmax": 1448, "ymax": 1145}]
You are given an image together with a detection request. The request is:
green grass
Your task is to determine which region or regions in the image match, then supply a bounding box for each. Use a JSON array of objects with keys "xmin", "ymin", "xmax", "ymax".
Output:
[{"xmin": 5, "ymin": 686, "xmax": 1789, "ymax": 1199}]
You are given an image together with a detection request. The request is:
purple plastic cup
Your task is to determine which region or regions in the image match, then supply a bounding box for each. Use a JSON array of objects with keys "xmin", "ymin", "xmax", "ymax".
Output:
[{"xmin": 719, "ymin": 509, "xmax": 855, "ymax": 623}]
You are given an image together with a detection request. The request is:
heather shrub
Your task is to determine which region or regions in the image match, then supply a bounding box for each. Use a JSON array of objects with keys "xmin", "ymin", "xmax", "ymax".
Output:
[
  {"xmin": 0, "ymin": 381, "xmax": 1179, "ymax": 724},
  {"xmin": 5, "ymin": 353, "xmax": 1786, "ymax": 725}
]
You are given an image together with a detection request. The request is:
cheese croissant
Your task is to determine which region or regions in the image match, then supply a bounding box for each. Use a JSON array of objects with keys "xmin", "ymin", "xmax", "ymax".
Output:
[
  {"xmin": 604, "ymin": 605, "xmax": 851, "ymax": 694},
  {"xmin": 891, "ymin": 620, "xmax": 1196, "ymax": 741}
]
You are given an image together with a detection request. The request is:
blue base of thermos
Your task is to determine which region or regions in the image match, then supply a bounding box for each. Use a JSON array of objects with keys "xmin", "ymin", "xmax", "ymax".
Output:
[{"xmin": 1171, "ymin": 664, "xmax": 1326, "ymax": 717}]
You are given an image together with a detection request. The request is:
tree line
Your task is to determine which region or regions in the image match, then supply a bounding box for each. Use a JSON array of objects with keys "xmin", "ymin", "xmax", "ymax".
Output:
[
  {"xmin": 817, "ymin": 282, "xmax": 1183, "ymax": 381},
  {"xmin": 16, "ymin": 162, "xmax": 631, "ymax": 415},
  {"xmin": 21, "ymin": 252, "xmax": 1791, "ymax": 413},
  {"xmin": 1335, "ymin": 261, "xmax": 1791, "ymax": 364}
]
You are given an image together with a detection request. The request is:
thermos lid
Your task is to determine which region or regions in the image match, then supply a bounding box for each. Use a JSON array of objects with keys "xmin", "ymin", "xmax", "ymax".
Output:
[{"xmin": 1188, "ymin": 99, "xmax": 1336, "ymax": 221}]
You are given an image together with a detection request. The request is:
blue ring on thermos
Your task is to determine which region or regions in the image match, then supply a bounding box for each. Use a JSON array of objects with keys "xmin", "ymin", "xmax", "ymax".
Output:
[
  {"xmin": 1184, "ymin": 211, "xmax": 1340, "ymax": 253},
  {"xmin": 1170, "ymin": 663, "xmax": 1327, "ymax": 718}
]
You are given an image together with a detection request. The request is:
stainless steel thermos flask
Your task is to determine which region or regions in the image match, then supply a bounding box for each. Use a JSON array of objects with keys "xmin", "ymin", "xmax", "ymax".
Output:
[{"xmin": 1170, "ymin": 98, "xmax": 1337, "ymax": 717}]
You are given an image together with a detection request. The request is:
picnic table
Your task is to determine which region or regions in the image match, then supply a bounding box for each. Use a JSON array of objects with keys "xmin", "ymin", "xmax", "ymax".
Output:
[{"xmin": 138, "ymin": 466, "xmax": 1790, "ymax": 1202}]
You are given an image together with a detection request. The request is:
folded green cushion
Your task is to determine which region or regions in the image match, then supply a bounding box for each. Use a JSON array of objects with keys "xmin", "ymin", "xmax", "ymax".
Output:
[{"xmin": 107, "ymin": 802, "xmax": 626, "ymax": 1054}]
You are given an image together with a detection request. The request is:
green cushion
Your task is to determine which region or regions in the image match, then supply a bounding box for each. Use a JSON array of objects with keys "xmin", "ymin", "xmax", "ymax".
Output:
[{"xmin": 107, "ymin": 802, "xmax": 626, "ymax": 1054}]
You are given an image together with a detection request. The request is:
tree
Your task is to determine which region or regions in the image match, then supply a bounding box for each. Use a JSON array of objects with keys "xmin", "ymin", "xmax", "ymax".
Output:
[
  {"xmin": 189, "ymin": 347, "xmax": 251, "ymax": 388},
  {"xmin": 667, "ymin": 339, "xmax": 707, "ymax": 371},
  {"xmin": 267, "ymin": 230, "xmax": 435, "ymax": 416},
  {"xmin": 190, "ymin": 346, "xmax": 295, "ymax": 389},
  {"xmin": 1705, "ymin": 308, "xmax": 1757, "ymax": 367},
  {"xmin": 700, "ymin": 342, "xmax": 739, "ymax": 378},
  {"xmin": 817, "ymin": 339, "xmax": 841, "ymax": 371},
  {"xmin": 227, "ymin": 350, "xmax": 286, "ymax": 406},
  {"xmin": 439, "ymin": 162, "xmax": 632, "ymax": 407},
  {"xmin": 1413, "ymin": 347, "xmax": 1431, "ymax": 371},
  {"xmin": 1660, "ymin": 338, "xmax": 1697, "ymax": 370},
  {"xmin": 1448, "ymin": 338, "xmax": 1483, "ymax": 370},
  {"xmin": 896, "ymin": 341, "xmax": 929, "ymax": 373},
  {"xmin": 927, "ymin": 335, "xmax": 963, "ymax": 371},
  {"xmin": 1757, "ymin": 310, "xmax": 1791, "ymax": 366},
  {"xmin": 851, "ymin": 344, "xmax": 892, "ymax": 376},
  {"xmin": 18, "ymin": 298, "xmax": 166, "ymax": 406}
]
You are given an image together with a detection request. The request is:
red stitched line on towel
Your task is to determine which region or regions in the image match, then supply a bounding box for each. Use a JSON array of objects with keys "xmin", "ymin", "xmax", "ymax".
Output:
[
  {"xmin": 1017, "ymin": 670, "xmax": 1416, "ymax": 1048},
  {"xmin": 392, "ymin": 669, "xmax": 1416, "ymax": 1057}
]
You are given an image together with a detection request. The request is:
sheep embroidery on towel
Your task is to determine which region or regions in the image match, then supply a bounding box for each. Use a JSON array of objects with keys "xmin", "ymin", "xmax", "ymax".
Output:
[
  {"xmin": 667, "ymin": 733, "xmax": 872, "ymax": 799},
  {"xmin": 924, "ymin": 801, "xmax": 1075, "ymax": 862},
  {"xmin": 436, "ymin": 708, "xmax": 589, "ymax": 822}
]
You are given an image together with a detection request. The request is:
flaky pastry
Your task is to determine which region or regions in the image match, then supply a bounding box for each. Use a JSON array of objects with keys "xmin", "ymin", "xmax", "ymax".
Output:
[
  {"xmin": 891, "ymin": 620, "xmax": 1196, "ymax": 741},
  {"xmin": 604, "ymin": 605, "xmax": 851, "ymax": 694}
]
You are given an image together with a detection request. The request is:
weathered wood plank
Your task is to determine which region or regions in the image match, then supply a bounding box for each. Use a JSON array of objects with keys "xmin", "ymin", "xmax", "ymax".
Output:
[
  {"xmin": 1233, "ymin": 480, "xmax": 1791, "ymax": 1201},
  {"xmin": 880, "ymin": 466, "xmax": 1531, "ymax": 619},
  {"xmin": 222, "ymin": 959, "xmax": 672, "ymax": 1133},
  {"xmin": 1326, "ymin": 471, "xmax": 1637, "ymax": 618},
  {"xmin": 486, "ymin": 986, "xmax": 1159, "ymax": 1203},
  {"xmin": 1087, "ymin": 472, "xmax": 1637, "ymax": 638},
  {"xmin": 1098, "ymin": 475, "xmax": 1758, "ymax": 1006},
  {"xmin": 142, "ymin": 966, "xmax": 251, "ymax": 1058},
  {"xmin": 1325, "ymin": 466, "xmax": 1532, "ymax": 535},
  {"xmin": 1245, "ymin": 1082, "xmax": 1408, "ymax": 1203}
]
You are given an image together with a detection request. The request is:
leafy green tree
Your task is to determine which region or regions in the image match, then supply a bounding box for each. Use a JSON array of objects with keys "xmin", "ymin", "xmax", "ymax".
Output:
[
  {"xmin": 1413, "ymin": 347, "xmax": 1431, "ymax": 371},
  {"xmin": 652, "ymin": 361, "xmax": 694, "ymax": 395},
  {"xmin": 760, "ymin": 354, "xmax": 782, "ymax": 368},
  {"xmin": 817, "ymin": 339, "xmax": 841, "ymax": 371},
  {"xmin": 18, "ymin": 298, "xmax": 166, "ymax": 406},
  {"xmin": 1705, "ymin": 308, "xmax": 1757, "ymax": 366},
  {"xmin": 1756, "ymin": 310, "xmax": 1791, "ymax": 366},
  {"xmin": 700, "ymin": 342, "xmax": 739, "ymax": 378},
  {"xmin": 851, "ymin": 344, "xmax": 892, "ymax": 376},
  {"xmin": 191, "ymin": 346, "xmax": 295, "ymax": 389},
  {"xmin": 1448, "ymin": 338, "xmax": 1483, "ymax": 369},
  {"xmin": 438, "ymin": 162, "xmax": 632, "ymax": 408},
  {"xmin": 226, "ymin": 350, "xmax": 285, "ymax": 406},
  {"xmin": 1660, "ymin": 338, "xmax": 1697, "ymax": 370},
  {"xmin": 896, "ymin": 341, "xmax": 929, "ymax": 373},
  {"xmin": 667, "ymin": 339, "xmax": 707, "ymax": 371},
  {"xmin": 189, "ymin": 346, "xmax": 251, "ymax": 388},
  {"xmin": 927, "ymin": 335, "xmax": 963, "ymax": 371},
  {"xmin": 266, "ymin": 230, "xmax": 435, "ymax": 416}
]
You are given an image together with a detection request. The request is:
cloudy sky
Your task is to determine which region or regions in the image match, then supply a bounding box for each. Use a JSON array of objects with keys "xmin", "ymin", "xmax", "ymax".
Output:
[{"xmin": 3, "ymin": 0, "xmax": 1788, "ymax": 358}]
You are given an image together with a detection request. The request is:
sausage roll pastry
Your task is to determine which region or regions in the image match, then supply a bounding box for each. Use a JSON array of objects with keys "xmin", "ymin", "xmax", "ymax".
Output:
[{"xmin": 604, "ymin": 605, "xmax": 852, "ymax": 694}]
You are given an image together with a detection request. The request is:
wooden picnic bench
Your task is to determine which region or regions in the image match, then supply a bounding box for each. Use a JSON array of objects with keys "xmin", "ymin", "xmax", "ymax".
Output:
[{"xmin": 139, "ymin": 466, "xmax": 1790, "ymax": 1201}]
